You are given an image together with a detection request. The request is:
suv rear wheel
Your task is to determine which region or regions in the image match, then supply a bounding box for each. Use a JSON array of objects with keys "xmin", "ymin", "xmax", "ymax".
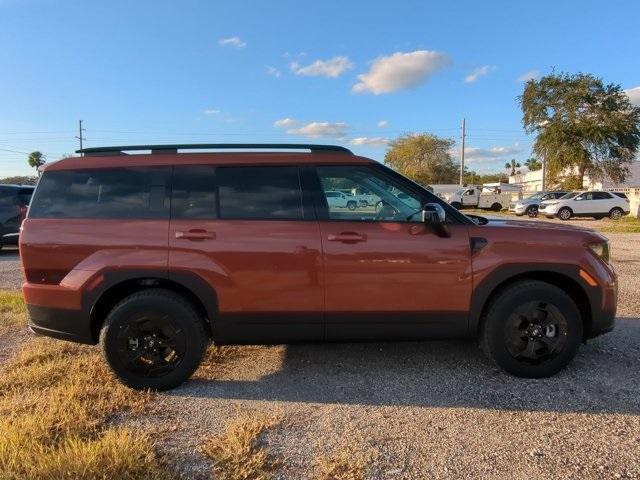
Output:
[
  {"xmin": 480, "ymin": 280, "xmax": 582, "ymax": 378},
  {"xmin": 99, "ymin": 289, "xmax": 209, "ymax": 390},
  {"xmin": 609, "ymin": 207, "xmax": 623, "ymax": 220}
]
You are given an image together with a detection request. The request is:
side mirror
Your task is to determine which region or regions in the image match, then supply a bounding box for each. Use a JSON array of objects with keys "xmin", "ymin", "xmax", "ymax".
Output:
[{"xmin": 422, "ymin": 203, "xmax": 450, "ymax": 237}]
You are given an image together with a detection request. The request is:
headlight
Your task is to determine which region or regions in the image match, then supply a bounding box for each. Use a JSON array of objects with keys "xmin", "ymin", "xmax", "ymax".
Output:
[{"xmin": 588, "ymin": 241, "xmax": 610, "ymax": 263}]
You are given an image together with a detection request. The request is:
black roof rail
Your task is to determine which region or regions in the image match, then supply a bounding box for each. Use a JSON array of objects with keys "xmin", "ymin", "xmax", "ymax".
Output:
[{"xmin": 76, "ymin": 143, "xmax": 353, "ymax": 155}]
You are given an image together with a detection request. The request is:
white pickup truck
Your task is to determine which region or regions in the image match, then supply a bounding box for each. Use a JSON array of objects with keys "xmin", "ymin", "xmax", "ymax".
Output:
[{"xmin": 446, "ymin": 186, "xmax": 512, "ymax": 211}]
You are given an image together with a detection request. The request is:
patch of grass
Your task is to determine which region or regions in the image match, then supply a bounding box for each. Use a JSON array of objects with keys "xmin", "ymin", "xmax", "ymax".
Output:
[
  {"xmin": 314, "ymin": 449, "xmax": 365, "ymax": 480},
  {"xmin": 0, "ymin": 290, "xmax": 27, "ymax": 331},
  {"xmin": 0, "ymin": 294, "xmax": 172, "ymax": 480},
  {"xmin": 195, "ymin": 345, "xmax": 245, "ymax": 378},
  {"xmin": 598, "ymin": 217, "xmax": 640, "ymax": 233},
  {"xmin": 200, "ymin": 414, "xmax": 280, "ymax": 480}
]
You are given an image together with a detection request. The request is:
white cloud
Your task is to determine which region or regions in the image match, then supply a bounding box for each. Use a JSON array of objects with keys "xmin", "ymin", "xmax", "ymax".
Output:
[
  {"xmin": 352, "ymin": 50, "xmax": 450, "ymax": 94},
  {"xmin": 377, "ymin": 120, "xmax": 388, "ymax": 128},
  {"xmin": 350, "ymin": 137, "xmax": 389, "ymax": 146},
  {"xmin": 518, "ymin": 70, "xmax": 540, "ymax": 82},
  {"xmin": 266, "ymin": 66, "xmax": 281, "ymax": 78},
  {"xmin": 464, "ymin": 65, "xmax": 495, "ymax": 84},
  {"xmin": 218, "ymin": 36, "xmax": 246, "ymax": 48},
  {"xmin": 290, "ymin": 56, "xmax": 353, "ymax": 78},
  {"xmin": 625, "ymin": 86, "xmax": 640, "ymax": 106},
  {"xmin": 273, "ymin": 117, "xmax": 296, "ymax": 127},
  {"xmin": 203, "ymin": 108, "xmax": 221, "ymax": 115},
  {"xmin": 285, "ymin": 121, "xmax": 348, "ymax": 138},
  {"xmin": 464, "ymin": 145, "xmax": 521, "ymax": 163}
]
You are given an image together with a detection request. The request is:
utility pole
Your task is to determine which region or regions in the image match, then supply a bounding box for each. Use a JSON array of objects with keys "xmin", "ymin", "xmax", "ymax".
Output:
[
  {"xmin": 459, "ymin": 117, "xmax": 466, "ymax": 186},
  {"xmin": 541, "ymin": 158, "xmax": 546, "ymax": 191},
  {"xmin": 75, "ymin": 120, "xmax": 86, "ymax": 156}
]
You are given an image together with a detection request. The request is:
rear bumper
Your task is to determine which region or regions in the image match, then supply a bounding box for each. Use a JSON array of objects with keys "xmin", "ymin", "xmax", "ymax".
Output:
[{"xmin": 26, "ymin": 304, "xmax": 95, "ymax": 345}]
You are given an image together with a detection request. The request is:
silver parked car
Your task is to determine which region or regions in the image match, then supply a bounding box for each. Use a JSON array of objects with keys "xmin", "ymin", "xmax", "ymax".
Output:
[{"xmin": 509, "ymin": 191, "xmax": 568, "ymax": 217}]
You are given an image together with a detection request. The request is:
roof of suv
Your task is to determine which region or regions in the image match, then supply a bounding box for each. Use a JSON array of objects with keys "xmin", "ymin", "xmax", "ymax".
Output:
[{"xmin": 43, "ymin": 144, "xmax": 376, "ymax": 172}]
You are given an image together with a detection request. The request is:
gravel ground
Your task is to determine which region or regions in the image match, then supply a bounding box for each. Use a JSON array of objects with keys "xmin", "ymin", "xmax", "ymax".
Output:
[
  {"xmin": 3, "ymin": 226, "xmax": 640, "ymax": 479},
  {"xmin": 0, "ymin": 246, "xmax": 22, "ymax": 290}
]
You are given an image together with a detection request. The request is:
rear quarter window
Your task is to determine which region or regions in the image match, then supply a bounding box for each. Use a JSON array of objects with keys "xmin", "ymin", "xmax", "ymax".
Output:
[{"xmin": 29, "ymin": 168, "xmax": 170, "ymax": 219}]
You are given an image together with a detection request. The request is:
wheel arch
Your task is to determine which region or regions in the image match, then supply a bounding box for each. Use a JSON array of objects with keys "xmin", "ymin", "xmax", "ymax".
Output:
[
  {"xmin": 87, "ymin": 270, "xmax": 218, "ymax": 342},
  {"xmin": 471, "ymin": 266, "xmax": 594, "ymax": 340}
]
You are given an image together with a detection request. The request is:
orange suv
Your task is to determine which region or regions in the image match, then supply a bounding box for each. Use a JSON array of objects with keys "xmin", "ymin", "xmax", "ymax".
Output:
[{"xmin": 20, "ymin": 144, "xmax": 617, "ymax": 390}]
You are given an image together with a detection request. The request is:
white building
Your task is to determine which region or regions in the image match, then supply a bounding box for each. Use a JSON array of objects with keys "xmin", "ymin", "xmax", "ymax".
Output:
[{"xmin": 509, "ymin": 162, "xmax": 640, "ymax": 193}]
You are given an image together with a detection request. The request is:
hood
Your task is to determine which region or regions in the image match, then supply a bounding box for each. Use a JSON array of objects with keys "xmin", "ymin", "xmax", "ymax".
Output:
[
  {"xmin": 482, "ymin": 217, "xmax": 588, "ymax": 231},
  {"xmin": 471, "ymin": 216, "xmax": 608, "ymax": 245}
]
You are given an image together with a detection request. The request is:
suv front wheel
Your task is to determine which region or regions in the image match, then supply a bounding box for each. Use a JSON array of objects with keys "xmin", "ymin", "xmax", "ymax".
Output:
[
  {"xmin": 480, "ymin": 280, "xmax": 582, "ymax": 378},
  {"xmin": 100, "ymin": 289, "xmax": 209, "ymax": 390}
]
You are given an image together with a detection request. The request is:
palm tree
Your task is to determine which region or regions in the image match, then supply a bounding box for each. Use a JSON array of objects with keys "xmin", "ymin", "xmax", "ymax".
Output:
[
  {"xmin": 524, "ymin": 157, "xmax": 542, "ymax": 171},
  {"xmin": 505, "ymin": 159, "xmax": 521, "ymax": 175}
]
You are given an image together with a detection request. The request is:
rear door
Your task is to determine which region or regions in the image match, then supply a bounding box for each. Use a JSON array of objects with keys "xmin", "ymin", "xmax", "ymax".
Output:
[
  {"xmin": 313, "ymin": 165, "xmax": 472, "ymax": 340},
  {"xmin": 593, "ymin": 192, "xmax": 615, "ymax": 212},
  {"xmin": 168, "ymin": 165, "xmax": 323, "ymax": 343}
]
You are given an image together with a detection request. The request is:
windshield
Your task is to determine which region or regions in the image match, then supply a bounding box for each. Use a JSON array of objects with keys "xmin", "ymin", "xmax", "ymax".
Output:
[
  {"xmin": 559, "ymin": 192, "xmax": 579, "ymax": 199},
  {"xmin": 455, "ymin": 189, "xmax": 466, "ymax": 195},
  {"xmin": 526, "ymin": 193, "xmax": 544, "ymax": 200}
]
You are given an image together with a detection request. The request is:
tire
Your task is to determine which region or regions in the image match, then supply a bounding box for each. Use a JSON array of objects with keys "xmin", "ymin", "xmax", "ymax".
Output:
[
  {"xmin": 347, "ymin": 201, "xmax": 357, "ymax": 211},
  {"xmin": 100, "ymin": 288, "xmax": 209, "ymax": 390},
  {"xmin": 557, "ymin": 207, "xmax": 572, "ymax": 220},
  {"xmin": 491, "ymin": 203, "xmax": 502, "ymax": 212},
  {"xmin": 609, "ymin": 207, "xmax": 623, "ymax": 220},
  {"xmin": 451, "ymin": 201, "xmax": 462, "ymax": 210},
  {"xmin": 526, "ymin": 205, "xmax": 538, "ymax": 218},
  {"xmin": 480, "ymin": 280, "xmax": 582, "ymax": 378}
]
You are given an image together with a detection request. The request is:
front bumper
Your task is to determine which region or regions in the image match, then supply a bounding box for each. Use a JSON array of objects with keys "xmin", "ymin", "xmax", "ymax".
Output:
[
  {"xmin": 539, "ymin": 204, "xmax": 558, "ymax": 216},
  {"xmin": 509, "ymin": 203, "xmax": 527, "ymax": 215}
]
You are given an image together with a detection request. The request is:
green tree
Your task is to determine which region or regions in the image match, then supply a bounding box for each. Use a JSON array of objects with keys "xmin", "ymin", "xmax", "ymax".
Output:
[
  {"xmin": 505, "ymin": 159, "xmax": 521, "ymax": 175},
  {"xmin": 27, "ymin": 151, "xmax": 46, "ymax": 174},
  {"xmin": 384, "ymin": 133, "xmax": 459, "ymax": 185},
  {"xmin": 524, "ymin": 157, "xmax": 542, "ymax": 171},
  {"xmin": 520, "ymin": 72, "xmax": 640, "ymax": 188}
]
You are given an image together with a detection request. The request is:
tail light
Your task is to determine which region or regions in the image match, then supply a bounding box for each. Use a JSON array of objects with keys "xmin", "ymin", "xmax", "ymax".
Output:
[{"xmin": 19, "ymin": 204, "xmax": 28, "ymax": 222}]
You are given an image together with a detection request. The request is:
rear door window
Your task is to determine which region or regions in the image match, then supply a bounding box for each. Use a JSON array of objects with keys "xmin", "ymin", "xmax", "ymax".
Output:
[
  {"xmin": 29, "ymin": 168, "xmax": 170, "ymax": 219},
  {"xmin": 593, "ymin": 192, "xmax": 612, "ymax": 200},
  {"xmin": 171, "ymin": 166, "xmax": 217, "ymax": 219},
  {"xmin": 216, "ymin": 166, "xmax": 304, "ymax": 220}
]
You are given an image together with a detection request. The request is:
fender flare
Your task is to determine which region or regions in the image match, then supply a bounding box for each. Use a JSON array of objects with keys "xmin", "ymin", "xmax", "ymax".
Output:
[
  {"xmin": 84, "ymin": 269, "xmax": 219, "ymax": 339},
  {"xmin": 469, "ymin": 263, "xmax": 598, "ymax": 333}
]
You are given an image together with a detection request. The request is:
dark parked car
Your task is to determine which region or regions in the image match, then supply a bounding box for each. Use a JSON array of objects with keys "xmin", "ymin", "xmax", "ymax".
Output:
[{"xmin": 0, "ymin": 184, "xmax": 34, "ymax": 249}]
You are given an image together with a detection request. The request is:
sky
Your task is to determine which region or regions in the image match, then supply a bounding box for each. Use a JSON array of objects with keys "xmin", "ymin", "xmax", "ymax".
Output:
[{"xmin": 1, "ymin": 0, "xmax": 639, "ymax": 177}]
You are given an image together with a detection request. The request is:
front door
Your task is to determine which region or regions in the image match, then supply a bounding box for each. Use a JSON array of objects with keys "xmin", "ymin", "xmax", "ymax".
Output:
[
  {"xmin": 168, "ymin": 165, "xmax": 323, "ymax": 343},
  {"xmin": 572, "ymin": 192, "xmax": 593, "ymax": 214},
  {"xmin": 314, "ymin": 165, "xmax": 473, "ymax": 340}
]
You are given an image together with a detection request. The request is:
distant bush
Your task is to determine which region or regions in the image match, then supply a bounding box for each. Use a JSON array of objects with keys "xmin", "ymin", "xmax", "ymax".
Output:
[{"xmin": 0, "ymin": 175, "xmax": 38, "ymax": 185}]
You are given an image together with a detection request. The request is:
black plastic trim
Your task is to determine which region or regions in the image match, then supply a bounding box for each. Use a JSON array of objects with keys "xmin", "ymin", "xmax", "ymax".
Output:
[
  {"xmin": 27, "ymin": 304, "xmax": 95, "ymax": 344},
  {"xmin": 77, "ymin": 144, "xmax": 353, "ymax": 155}
]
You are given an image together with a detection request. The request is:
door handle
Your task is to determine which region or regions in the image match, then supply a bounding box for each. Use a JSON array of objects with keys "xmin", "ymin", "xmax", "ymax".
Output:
[
  {"xmin": 175, "ymin": 229, "xmax": 216, "ymax": 240},
  {"xmin": 327, "ymin": 232, "xmax": 367, "ymax": 243}
]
